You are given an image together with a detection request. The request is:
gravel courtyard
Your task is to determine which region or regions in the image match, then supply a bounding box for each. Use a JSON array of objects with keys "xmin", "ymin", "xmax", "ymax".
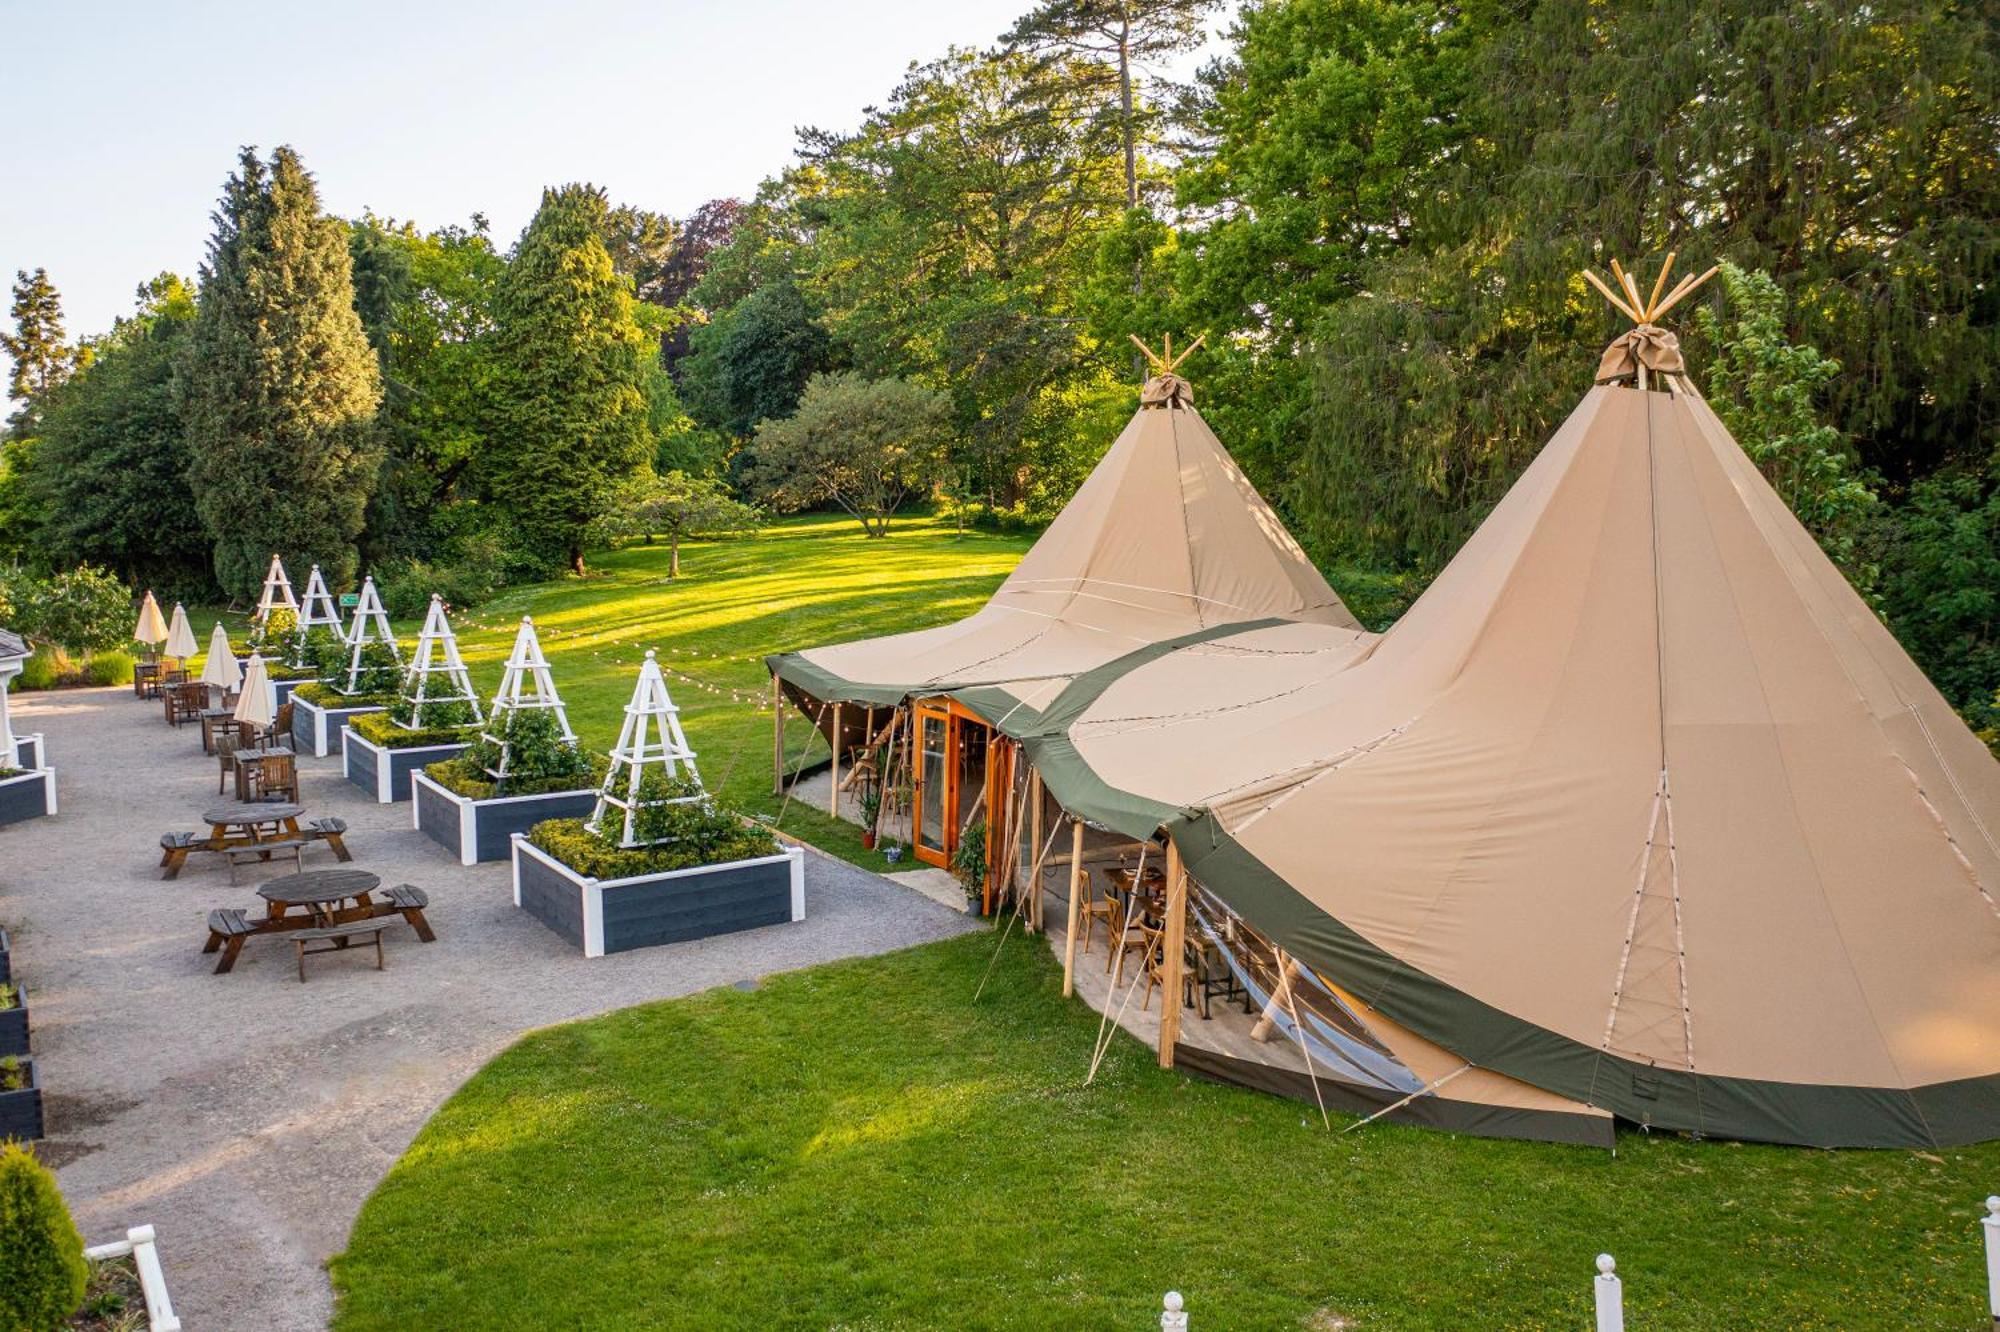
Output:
[{"xmin": 0, "ymin": 685, "xmax": 977, "ymax": 1330}]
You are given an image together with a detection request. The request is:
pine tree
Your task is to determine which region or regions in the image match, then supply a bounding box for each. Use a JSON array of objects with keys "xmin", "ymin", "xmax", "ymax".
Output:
[
  {"xmin": 182, "ymin": 146, "xmax": 384, "ymax": 599},
  {"xmin": 1, "ymin": 267, "xmax": 80, "ymax": 433},
  {"xmin": 480, "ymin": 184, "xmax": 652, "ymax": 575},
  {"xmin": 0, "ymin": 1139, "xmax": 88, "ymax": 1329}
]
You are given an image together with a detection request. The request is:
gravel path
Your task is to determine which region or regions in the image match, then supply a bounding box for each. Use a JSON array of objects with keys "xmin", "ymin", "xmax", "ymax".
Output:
[{"xmin": 1, "ymin": 686, "xmax": 977, "ymax": 1330}]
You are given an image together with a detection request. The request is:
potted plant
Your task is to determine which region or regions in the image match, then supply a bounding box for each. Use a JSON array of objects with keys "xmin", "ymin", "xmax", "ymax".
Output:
[
  {"xmin": 510, "ymin": 651, "xmax": 803, "ymax": 957},
  {"xmin": 413, "ymin": 617, "xmax": 603, "ymax": 863},
  {"xmin": 0, "ymin": 1053, "xmax": 42, "ymax": 1140},
  {"xmin": 0, "ymin": 981, "xmax": 28, "ymax": 1057},
  {"xmin": 952, "ymin": 819, "xmax": 988, "ymax": 908},
  {"xmin": 344, "ymin": 594, "xmax": 481, "ymax": 803},
  {"xmin": 859, "ymin": 789, "xmax": 881, "ymax": 851}
]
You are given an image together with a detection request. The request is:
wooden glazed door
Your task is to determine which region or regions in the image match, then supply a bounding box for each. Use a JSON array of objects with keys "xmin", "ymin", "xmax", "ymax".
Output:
[{"xmin": 912, "ymin": 702, "xmax": 951, "ymax": 868}]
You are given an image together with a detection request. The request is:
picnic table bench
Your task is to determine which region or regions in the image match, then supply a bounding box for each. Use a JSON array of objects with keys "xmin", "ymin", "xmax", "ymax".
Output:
[
  {"xmin": 160, "ymin": 803, "xmax": 352, "ymax": 879},
  {"xmin": 201, "ymin": 871, "xmax": 436, "ymax": 974},
  {"xmin": 291, "ymin": 919, "xmax": 387, "ymax": 982}
]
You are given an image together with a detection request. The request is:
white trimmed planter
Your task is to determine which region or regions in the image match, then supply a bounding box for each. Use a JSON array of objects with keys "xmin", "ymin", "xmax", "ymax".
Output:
[
  {"xmin": 0, "ymin": 765, "xmax": 56, "ymax": 825},
  {"xmin": 343, "ymin": 727, "xmax": 471, "ymax": 804},
  {"xmin": 84, "ymin": 1225, "xmax": 182, "ymax": 1331},
  {"xmin": 511, "ymin": 835, "xmax": 805, "ymax": 958},
  {"xmin": 292, "ymin": 695, "xmax": 386, "ymax": 758},
  {"xmin": 411, "ymin": 769, "xmax": 598, "ymax": 865},
  {"xmin": 14, "ymin": 731, "xmax": 44, "ymax": 770}
]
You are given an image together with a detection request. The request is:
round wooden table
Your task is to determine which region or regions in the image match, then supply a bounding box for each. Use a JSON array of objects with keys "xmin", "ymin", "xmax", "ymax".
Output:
[
  {"xmin": 258, "ymin": 869, "xmax": 382, "ymax": 925},
  {"xmin": 203, "ymin": 801, "xmax": 304, "ymax": 841}
]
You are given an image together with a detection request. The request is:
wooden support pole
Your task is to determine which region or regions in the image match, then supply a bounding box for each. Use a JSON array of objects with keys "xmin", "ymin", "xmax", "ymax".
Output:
[
  {"xmin": 1061, "ymin": 819, "xmax": 1085, "ymax": 997},
  {"xmin": 771, "ymin": 677, "xmax": 784, "ymax": 795},
  {"xmin": 1158, "ymin": 840, "xmax": 1188, "ymax": 1067},
  {"xmin": 1027, "ymin": 768, "xmax": 1044, "ymax": 933},
  {"xmin": 828, "ymin": 702, "xmax": 842, "ymax": 817}
]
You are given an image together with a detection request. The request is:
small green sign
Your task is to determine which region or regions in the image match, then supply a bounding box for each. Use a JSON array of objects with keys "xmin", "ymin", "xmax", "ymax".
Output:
[{"xmin": 339, "ymin": 593, "xmax": 360, "ymax": 609}]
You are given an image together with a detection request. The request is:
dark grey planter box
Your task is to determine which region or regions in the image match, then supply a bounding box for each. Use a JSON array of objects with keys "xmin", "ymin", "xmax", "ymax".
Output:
[
  {"xmin": 0, "ymin": 1057, "xmax": 42, "ymax": 1141},
  {"xmin": 292, "ymin": 695, "xmax": 386, "ymax": 758},
  {"xmin": 511, "ymin": 836, "xmax": 805, "ymax": 958},
  {"xmin": 411, "ymin": 770, "xmax": 597, "ymax": 865},
  {"xmin": 0, "ymin": 767, "xmax": 56, "ymax": 825},
  {"xmin": 343, "ymin": 729, "xmax": 470, "ymax": 804},
  {"xmin": 0, "ymin": 983, "xmax": 28, "ymax": 1057},
  {"xmin": 271, "ymin": 677, "xmax": 305, "ymax": 708},
  {"xmin": 13, "ymin": 733, "xmax": 42, "ymax": 770},
  {"xmin": 0, "ymin": 927, "xmax": 9, "ymax": 984}
]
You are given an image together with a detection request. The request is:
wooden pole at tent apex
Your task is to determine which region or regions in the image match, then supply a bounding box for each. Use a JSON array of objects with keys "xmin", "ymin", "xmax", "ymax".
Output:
[
  {"xmin": 1157, "ymin": 840, "xmax": 1189, "ymax": 1067},
  {"xmin": 771, "ymin": 677, "xmax": 785, "ymax": 795},
  {"xmin": 1580, "ymin": 250, "xmax": 1718, "ymax": 328},
  {"xmin": 1128, "ymin": 331, "xmax": 1206, "ymax": 377},
  {"xmin": 1062, "ymin": 820, "xmax": 1086, "ymax": 997}
]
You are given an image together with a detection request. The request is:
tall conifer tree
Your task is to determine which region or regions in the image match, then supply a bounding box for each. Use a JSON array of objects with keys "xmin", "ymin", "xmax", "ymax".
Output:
[
  {"xmin": 182, "ymin": 146, "xmax": 383, "ymax": 598},
  {"xmin": 1, "ymin": 267, "xmax": 79, "ymax": 433},
  {"xmin": 480, "ymin": 184, "xmax": 651, "ymax": 574}
]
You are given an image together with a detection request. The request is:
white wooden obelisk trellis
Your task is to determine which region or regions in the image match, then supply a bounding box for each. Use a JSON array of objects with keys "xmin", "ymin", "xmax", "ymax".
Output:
[
  {"xmin": 482, "ymin": 617, "xmax": 576, "ymax": 782},
  {"xmin": 292, "ymin": 564, "xmax": 342, "ymax": 666},
  {"xmin": 253, "ymin": 554, "xmax": 297, "ymax": 629},
  {"xmin": 339, "ymin": 575, "xmax": 401, "ymax": 696},
  {"xmin": 588, "ymin": 649, "xmax": 704, "ymax": 848},
  {"xmin": 399, "ymin": 594, "xmax": 483, "ymax": 728}
]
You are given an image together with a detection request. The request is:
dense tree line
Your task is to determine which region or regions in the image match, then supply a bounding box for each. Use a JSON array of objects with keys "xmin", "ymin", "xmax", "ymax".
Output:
[{"xmin": 0, "ymin": 0, "xmax": 1992, "ymax": 727}]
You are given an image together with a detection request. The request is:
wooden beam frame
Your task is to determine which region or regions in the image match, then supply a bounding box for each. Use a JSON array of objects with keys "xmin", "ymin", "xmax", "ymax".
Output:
[
  {"xmin": 1061, "ymin": 819, "xmax": 1085, "ymax": 997},
  {"xmin": 1158, "ymin": 840, "xmax": 1188, "ymax": 1068},
  {"xmin": 770, "ymin": 677, "xmax": 784, "ymax": 795},
  {"xmin": 828, "ymin": 702, "xmax": 842, "ymax": 817}
]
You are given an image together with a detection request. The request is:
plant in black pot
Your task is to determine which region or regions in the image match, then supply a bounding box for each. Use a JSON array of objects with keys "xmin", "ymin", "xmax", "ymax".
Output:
[{"xmin": 859, "ymin": 789, "xmax": 881, "ymax": 851}]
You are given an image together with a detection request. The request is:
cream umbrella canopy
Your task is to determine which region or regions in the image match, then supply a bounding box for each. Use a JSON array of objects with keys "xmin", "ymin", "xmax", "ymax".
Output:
[
  {"xmin": 199, "ymin": 622, "xmax": 242, "ymax": 695},
  {"xmin": 233, "ymin": 653, "xmax": 277, "ymax": 733},
  {"xmin": 133, "ymin": 591, "xmax": 168, "ymax": 654},
  {"xmin": 163, "ymin": 604, "xmax": 198, "ymax": 666}
]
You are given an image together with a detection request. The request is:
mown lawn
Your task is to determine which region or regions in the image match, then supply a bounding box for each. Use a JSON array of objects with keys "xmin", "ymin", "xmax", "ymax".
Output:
[
  {"xmin": 328, "ymin": 932, "xmax": 2000, "ymax": 1330},
  {"xmin": 159, "ymin": 513, "xmax": 1030, "ymax": 865}
]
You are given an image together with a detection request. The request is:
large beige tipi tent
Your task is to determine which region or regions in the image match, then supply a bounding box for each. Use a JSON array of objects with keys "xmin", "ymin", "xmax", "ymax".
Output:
[{"xmin": 1006, "ymin": 267, "xmax": 2000, "ymax": 1148}]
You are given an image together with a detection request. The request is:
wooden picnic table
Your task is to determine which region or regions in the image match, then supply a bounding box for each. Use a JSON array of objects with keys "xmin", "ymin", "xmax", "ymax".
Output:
[
  {"xmin": 203, "ymin": 872, "xmax": 438, "ymax": 973},
  {"xmin": 202, "ymin": 801, "xmax": 304, "ymax": 844},
  {"xmin": 199, "ymin": 709, "xmax": 238, "ymax": 754},
  {"xmin": 233, "ymin": 746, "xmax": 296, "ymax": 801}
]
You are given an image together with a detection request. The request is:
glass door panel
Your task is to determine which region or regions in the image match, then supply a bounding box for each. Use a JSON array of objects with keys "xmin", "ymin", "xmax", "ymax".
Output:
[{"xmin": 915, "ymin": 708, "xmax": 949, "ymax": 864}]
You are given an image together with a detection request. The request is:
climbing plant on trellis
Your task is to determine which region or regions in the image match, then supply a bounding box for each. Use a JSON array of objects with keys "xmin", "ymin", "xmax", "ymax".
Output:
[
  {"xmin": 481, "ymin": 617, "xmax": 577, "ymax": 782},
  {"xmin": 396, "ymin": 594, "xmax": 483, "ymax": 729},
  {"xmin": 338, "ymin": 575, "xmax": 402, "ymax": 697},
  {"xmin": 252, "ymin": 554, "xmax": 297, "ymax": 629},
  {"xmin": 291, "ymin": 564, "xmax": 343, "ymax": 670},
  {"xmin": 587, "ymin": 649, "xmax": 704, "ymax": 848}
]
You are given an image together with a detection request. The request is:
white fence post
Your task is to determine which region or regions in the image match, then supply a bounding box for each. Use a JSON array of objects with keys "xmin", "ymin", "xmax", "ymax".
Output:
[
  {"xmin": 1160, "ymin": 1290, "xmax": 1187, "ymax": 1331},
  {"xmin": 1594, "ymin": 1254, "xmax": 1624, "ymax": 1332},
  {"xmin": 1983, "ymin": 1196, "xmax": 1998, "ymax": 1330}
]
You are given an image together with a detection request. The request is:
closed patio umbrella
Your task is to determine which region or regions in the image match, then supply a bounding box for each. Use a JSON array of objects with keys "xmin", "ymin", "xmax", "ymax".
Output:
[
  {"xmin": 234, "ymin": 653, "xmax": 277, "ymax": 733},
  {"xmin": 200, "ymin": 622, "xmax": 242, "ymax": 696},
  {"xmin": 133, "ymin": 591, "xmax": 168, "ymax": 652},
  {"xmin": 163, "ymin": 603, "xmax": 198, "ymax": 665}
]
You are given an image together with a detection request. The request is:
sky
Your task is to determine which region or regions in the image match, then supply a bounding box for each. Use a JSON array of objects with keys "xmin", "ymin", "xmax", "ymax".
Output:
[{"xmin": 1, "ymin": 0, "xmax": 1230, "ymax": 357}]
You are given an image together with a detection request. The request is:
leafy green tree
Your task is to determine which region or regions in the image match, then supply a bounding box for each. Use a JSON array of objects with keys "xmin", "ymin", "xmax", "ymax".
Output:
[
  {"xmin": 479, "ymin": 184, "xmax": 652, "ymax": 575},
  {"xmin": 622, "ymin": 470, "xmax": 760, "ymax": 577},
  {"xmin": 749, "ymin": 372, "xmax": 949, "ymax": 537},
  {"xmin": 1296, "ymin": 0, "xmax": 2000, "ymax": 574},
  {"xmin": 1, "ymin": 268, "xmax": 82, "ymax": 435},
  {"xmin": 345, "ymin": 214, "xmax": 505, "ymax": 559},
  {"xmin": 21, "ymin": 276, "xmax": 215, "ymax": 595},
  {"xmin": 1874, "ymin": 460, "xmax": 2000, "ymax": 727},
  {"xmin": 1003, "ymin": 0, "xmax": 1220, "ymax": 213},
  {"xmin": 600, "ymin": 202, "xmax": 680, "ymax": 310},
  {"xmin": 1695, "ymin": 263, "xmax": 1877, "ymax": 587},
  {"xmin": 182, "ymin": 146, "xmax": 384, "ymax": 599},
  {"xmin": 680, "ymin": 275, "xmax": 832, "ymax": 442},
  {"xmin": 0, "ymin": 1139, "xmax": 87, "ymax": 1331}
]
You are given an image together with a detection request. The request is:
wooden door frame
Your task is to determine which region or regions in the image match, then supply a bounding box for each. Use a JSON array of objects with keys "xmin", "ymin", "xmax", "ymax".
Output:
[{"xmin": 910, "ymin": 698, "xmax": 997, "ymax": 874}]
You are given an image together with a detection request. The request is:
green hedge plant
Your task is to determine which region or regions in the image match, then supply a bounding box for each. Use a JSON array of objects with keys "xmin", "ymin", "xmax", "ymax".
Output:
[
  {"xmin": 351, "ymin": 708, "xmax": 476, "ymax": 751},
  {"xmin": 0, "ymin": 1139, "xmax": 89, "ymax": 1331}
]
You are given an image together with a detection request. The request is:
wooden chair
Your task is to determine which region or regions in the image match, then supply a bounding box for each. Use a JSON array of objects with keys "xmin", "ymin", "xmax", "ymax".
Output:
[
  {"xmin": 273, "ymin": 700, "xmax": 294, "ymax": 742},
  {"xmin": 244, "ymin": 749, "xmax": 298, "ymax": 803},
  {"xmin": 215, "ymin": 730, "xmax": 243, "ymax": 794},
  {"xmin": 164, "ymin": 681, "xmax": 204, "ymax": 727},
  {"xmin": 1073, "ymin": 867, "xmax": 1116, "ymax": 958}
]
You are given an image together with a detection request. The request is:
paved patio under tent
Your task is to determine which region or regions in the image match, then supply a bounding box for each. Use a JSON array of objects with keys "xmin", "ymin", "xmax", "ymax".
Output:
[{"xmin": 0, "ymin": 684, "xmax": 978, "ymax": 1330}]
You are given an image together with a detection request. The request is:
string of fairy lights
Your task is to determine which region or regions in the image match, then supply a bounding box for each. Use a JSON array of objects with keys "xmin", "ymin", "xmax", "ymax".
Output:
[{"xmin": 448, "ymin": 612, "xmax": 775, "ymax": 716}]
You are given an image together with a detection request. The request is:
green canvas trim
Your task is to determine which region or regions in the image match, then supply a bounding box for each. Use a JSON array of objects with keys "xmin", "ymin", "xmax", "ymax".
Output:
[
  {"xmin": 1169, "ymin": 820, "xmax": 2000, "ymax": 1148},
  {"xmin": 765, "ymin": 652, "xmax": 911, "ymax": 708}
]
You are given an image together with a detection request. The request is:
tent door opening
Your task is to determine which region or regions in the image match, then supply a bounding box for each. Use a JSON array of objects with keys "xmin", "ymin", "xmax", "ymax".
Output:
[{"xmin": 911, "ymin": 700, "xmax": 991, "ymax": 874}]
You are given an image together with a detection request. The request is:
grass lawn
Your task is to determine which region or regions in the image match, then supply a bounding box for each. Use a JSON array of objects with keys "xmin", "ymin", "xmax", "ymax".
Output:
[
  {"xmin": 130, "ymin": 513, "xmax": 1031, "ymax": 867},
  {"xmin": 328, "ymin": 932, "xmax": 2000, "ymax": 1330}
]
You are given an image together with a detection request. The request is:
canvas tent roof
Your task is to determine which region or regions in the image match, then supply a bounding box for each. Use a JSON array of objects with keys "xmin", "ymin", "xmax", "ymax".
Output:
[
  {"xmin": 768, "ymin": 378, "xmax": 1367, "ymax": 716},
  {"xmin": 1016, "ymin": 344, "xmax": 2000, "ymax": 1147}
]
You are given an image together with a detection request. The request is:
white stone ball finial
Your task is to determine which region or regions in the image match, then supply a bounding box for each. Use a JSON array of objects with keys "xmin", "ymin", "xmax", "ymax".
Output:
[
  {"xmin": 1163, "ymin": 1292, "xmax": 1183, "ymax": 1311},
  {"xmin": 1986, "ymin": 1195, "xmax": 1999, "ymax": 1216},
  {"xmin": 645, "ymin": 648, "xmax": 658, "ymax": 661},
  {"xmin": 1596, "ymin": 1254, "xmax": 1617, "ymax": 1276}
]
